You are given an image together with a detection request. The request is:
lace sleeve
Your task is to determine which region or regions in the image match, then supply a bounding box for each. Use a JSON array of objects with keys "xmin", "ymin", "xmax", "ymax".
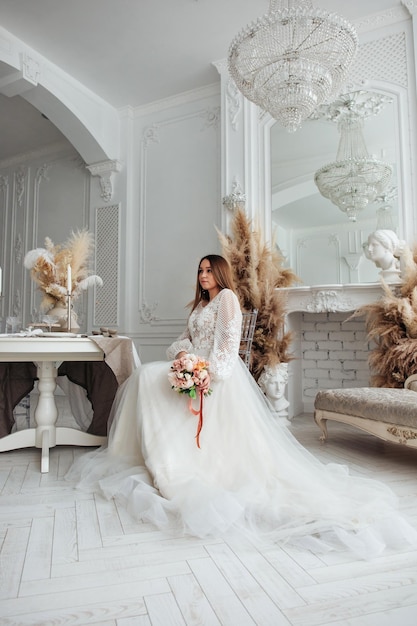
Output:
[
  {"xmin": 166, "ymin": 328, "xmax": 193, "ymax": 361},
  {"xmin": 209, "ymin": 290, "xmax": 242, "ymax": 381}
]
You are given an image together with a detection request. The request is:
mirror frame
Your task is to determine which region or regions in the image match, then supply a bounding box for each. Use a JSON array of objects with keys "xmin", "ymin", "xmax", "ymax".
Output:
[{"xmin": 256, "ymin": 81, "xmax": 417, "ymax": 282}]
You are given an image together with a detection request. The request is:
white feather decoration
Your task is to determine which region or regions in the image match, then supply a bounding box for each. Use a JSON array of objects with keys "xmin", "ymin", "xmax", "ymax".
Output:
[
  {"xmin": 76, "ymin": 275, "xmax": 103, "ymax": 292},
  {"xmin": 23, "ymin": 248, "xmax": 55, "ymax": 270}
]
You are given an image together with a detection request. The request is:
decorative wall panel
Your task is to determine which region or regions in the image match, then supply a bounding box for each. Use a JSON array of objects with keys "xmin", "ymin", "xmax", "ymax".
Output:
[
  {"xmin": 350, "ymin": 32, "xmax": 408, "ymax": 88},
  {"xmin": 0, "ymin": 147, "xmax": 90, "ymax": 329},
  {"xmin": 0, "ymin": 175, "xmax": 8, "ymax": 325},
  {"xmin": 94, "ymin": 204, "xmax": 119, "ymax": 327},
  {"xmin": 138, "ymin": 104, "xmax": 220, "ymax": 330}
]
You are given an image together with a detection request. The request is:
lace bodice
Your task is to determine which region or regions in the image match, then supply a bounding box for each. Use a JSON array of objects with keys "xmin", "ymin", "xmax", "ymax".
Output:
[{"xmin": 166, "ymin": 289, "xmax": 242, "ymax": 381}]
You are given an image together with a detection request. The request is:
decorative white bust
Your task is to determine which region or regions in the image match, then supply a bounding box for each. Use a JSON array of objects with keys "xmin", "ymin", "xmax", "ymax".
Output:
[
  {"xmin": 363, "ymin": 229, "xmax": 406, "ymax": 283},
  {"xmin": 258, "ymin": 363, "xmax": 289, "ymax": 420}
]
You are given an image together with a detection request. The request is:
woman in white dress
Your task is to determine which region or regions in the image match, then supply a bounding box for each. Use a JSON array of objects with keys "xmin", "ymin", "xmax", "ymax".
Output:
[{"xmin": 68, "ymin": 254, "xmax": 416, "ymax": 557}]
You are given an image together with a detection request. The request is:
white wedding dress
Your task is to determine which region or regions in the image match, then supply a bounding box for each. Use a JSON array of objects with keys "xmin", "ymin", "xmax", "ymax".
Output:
[{"xmin": 67, "ymin": 289, "xmax": 417, "ymax": 558}]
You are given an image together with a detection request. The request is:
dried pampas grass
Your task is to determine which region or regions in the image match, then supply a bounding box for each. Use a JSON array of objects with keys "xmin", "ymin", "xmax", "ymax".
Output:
[
  {"xmin": 352, "ymin": 242, "xmax": 417, "ymax": 387},
  {"xmin": 24, "ymin": 229, "xmax": 102, "ymax": 312},
  {"xmin": 218, "ymin": 208, "xmax": 299, "ymax": 380}
]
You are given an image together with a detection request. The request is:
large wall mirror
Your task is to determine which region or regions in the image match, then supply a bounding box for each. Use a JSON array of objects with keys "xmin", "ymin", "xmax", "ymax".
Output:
[{"xmin": 268, "ymin": 86, "xmax": 413, "ymax": 287}]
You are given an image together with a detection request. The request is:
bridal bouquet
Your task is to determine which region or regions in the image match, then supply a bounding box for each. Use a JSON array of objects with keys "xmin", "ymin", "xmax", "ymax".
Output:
[
  {"xmin": 169, "ymin": 353, "xmax": 212, "ymax": 398},
  {"xmin": 169, "ymin": 354, "xmax": 212, "ymax": 447}
]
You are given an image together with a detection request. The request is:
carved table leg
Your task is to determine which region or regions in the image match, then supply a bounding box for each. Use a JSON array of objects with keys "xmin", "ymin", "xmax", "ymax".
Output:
[
  {"xmin": 40, "ymin": 429, "xmax": 50, "ymax": 473},
  {"xmin": 34, "ymin": 361, "xmax": 58, "ymax": 473}
]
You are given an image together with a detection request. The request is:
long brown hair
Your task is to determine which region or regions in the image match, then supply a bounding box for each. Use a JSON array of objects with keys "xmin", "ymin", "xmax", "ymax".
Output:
[{"xmin": 189, "ymin": 254, "xmax": 236, "ymax": 312}]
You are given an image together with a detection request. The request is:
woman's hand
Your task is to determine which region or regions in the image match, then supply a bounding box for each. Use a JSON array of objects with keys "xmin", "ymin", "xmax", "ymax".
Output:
[
  {"xmin": 199, "ymin": 376, "xmax": 211, "ymax": 393},
  {"xmin": 176, "ymin": 351, "xmax": 188, "ymax": 359}
]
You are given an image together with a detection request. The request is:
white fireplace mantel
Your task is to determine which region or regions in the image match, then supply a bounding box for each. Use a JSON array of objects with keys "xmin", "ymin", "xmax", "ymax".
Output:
[
  {"xmin": 280, "ymin": 282, "xmax": 391, "ymax": 419},
  {"xmin": 281, "ymin": 282, "xmax": 387, "ymax": 314}
]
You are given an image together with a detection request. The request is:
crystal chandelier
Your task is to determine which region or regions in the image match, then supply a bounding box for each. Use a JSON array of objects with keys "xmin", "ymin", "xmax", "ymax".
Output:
[
  {"xmin": 222, "ymin": 180, "xmax": 246, "ymax": 211},
  {"xmin": 228, "ymin": 0, "xmax": 358, "ymax": 132},
  {"xmin": 314, "ymin": 91, "xmax": 393, "ymax": 222}
]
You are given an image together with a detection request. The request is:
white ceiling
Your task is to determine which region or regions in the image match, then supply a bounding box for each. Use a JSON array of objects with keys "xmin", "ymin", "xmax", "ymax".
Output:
[{"xmin": 0, "ymin": 0, "xmax": 404, "ymax": 161}]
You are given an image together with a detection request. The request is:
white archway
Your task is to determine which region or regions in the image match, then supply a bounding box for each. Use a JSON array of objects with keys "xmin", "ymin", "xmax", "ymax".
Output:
[{"xmin": 0, "ymin": 27, "xmax": 120, "ymax": 165}]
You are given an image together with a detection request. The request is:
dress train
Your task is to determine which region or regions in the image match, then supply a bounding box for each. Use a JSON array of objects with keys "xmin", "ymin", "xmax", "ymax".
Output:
[{"xmin": 66, "ymin": 358, "xmax": 417, "ymax": 559}]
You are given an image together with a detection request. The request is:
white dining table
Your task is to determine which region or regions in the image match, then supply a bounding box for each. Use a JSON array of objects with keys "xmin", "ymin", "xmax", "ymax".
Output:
[{"xmin": 0, "ymin": 335, "xmax": 106, "ymax": 472}]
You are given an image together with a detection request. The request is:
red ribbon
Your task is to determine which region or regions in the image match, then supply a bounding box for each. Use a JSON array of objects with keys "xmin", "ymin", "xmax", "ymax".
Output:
[{"xmin": 188, "ymin": 390, "xmax": 204, "ymax": 448}]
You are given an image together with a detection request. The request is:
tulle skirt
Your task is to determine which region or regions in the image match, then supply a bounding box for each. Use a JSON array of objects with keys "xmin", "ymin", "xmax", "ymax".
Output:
[{"xmin": 66, "ymin": 358, "xmax": 417, "ymax": 559}]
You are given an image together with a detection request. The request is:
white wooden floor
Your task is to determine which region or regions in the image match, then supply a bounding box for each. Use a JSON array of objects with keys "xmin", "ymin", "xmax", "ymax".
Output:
[{"xmin": 1, "ymin": 415, "xmax": 417, "ymax": 626}]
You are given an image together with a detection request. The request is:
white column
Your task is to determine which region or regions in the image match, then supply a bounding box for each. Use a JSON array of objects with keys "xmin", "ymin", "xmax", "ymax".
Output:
[{"xmin": 213, "ymin": 59, "xmax": 272, "ymax": 241}]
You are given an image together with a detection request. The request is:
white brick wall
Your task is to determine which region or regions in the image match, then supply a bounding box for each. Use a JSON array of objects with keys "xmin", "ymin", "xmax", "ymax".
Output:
[{"xmin": 301, "ymin": 312, "xmax": 372, "ymax": 411}]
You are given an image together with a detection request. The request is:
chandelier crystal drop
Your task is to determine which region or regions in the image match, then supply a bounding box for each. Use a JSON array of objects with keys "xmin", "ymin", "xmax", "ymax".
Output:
[
  {"xmin": 228, "ymin": 0, "xmax": 358, "ymax": 132},
  {"xmin": 314, "ymin": 92, "xmax": 393, "ymax": 222},
  {"xmin": 375, "ymin": 187, "xmax": 397, "ymax": 231}
]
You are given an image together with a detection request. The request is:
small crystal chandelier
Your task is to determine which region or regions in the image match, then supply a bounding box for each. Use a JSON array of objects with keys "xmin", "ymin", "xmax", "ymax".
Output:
[
  {"xmin": 228, "ymin": 0, "xmax": 358, "ymax": 132},
  {"xmin": 222, "ymin": 181, "xmax": 246, "ymax": 211},
  {"xmin": 314, "ymin": 91, "xmax": 393, "ymax": 222}
]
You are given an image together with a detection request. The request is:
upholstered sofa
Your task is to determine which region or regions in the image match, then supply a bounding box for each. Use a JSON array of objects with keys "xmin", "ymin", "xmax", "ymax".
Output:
[{"xmin": 314, "ymin": 374, "xmax": 417, "ymax": 449}]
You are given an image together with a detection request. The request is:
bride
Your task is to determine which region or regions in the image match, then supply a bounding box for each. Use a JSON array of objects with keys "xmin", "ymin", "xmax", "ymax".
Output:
[{"xmin": 67, "ymin": 254, "xmax": 417, "ymax": 557}]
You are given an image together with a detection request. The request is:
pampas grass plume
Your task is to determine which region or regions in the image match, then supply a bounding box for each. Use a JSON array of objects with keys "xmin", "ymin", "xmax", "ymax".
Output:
[
  {"xmin": 24, "ymin": 229, "xmax": 102, "ymax": 311},
  {"xmin": 353, "ymin": 241, "xmax": 417, "ymax": 386},
  {"xmin": 218, "ymin": 208, "xmax": 299, "ymax": 379}
]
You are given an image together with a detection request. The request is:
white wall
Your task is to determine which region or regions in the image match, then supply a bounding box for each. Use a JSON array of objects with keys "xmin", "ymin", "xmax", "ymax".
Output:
[
  {"xmin": 0, "ymin": 87, "xmax": 224, "ymax": 364},
  {"xmin": 117, "ymin": 88, "xmax": 223, "ymax": 362}
]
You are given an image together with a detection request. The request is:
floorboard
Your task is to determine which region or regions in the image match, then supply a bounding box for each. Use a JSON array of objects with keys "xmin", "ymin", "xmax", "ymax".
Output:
[{"xmin": 1, "ymin": 414, "xmax": 416, "ymax": 626}]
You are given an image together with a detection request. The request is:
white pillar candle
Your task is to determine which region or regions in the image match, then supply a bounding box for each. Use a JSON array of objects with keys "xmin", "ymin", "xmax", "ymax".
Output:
[{"xmin": 67, "ymin": 264, "xmax": 72, "ymax": 294}]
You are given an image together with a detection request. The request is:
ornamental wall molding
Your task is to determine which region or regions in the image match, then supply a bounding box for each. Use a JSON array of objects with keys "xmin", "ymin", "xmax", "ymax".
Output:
[
  {"xmin": 0, "ymin": 52, "xmax": 41, "ymax": 98},
  {"xmin": 200, "ymin": 106, "xmax": 220, "ymax": 130},
  {"xmin": 305, "ymin": 290, "xmax": 353, "ymax": 313},
  {"xmin": 14, "ymin": 168, "xmax": 26, "ymax": 208},
  {"xmin": 296, "ymin": 234, "xmax": 342, "ymax": 284},
  {"xmin": 32, "ymin": 165, "xmax": 51, "ymax": 248},
  {"xmin": 139, "ymin": 108, "xmax": 218, "ymax": 326},
  {"xmin": 212, "ymin": 58, "xmax": 227, "ymax": 74},
  {"xmin": 0, "ymin": 175, "xmax": 9, "ymax": 192},
  {"xmin": 22, "ymin": 53, "xmax": 41, "ymax": 85},
  {"xmin": 14, "ymin": 233, "xmax": 23, "ymax": 264},
  {"xmin": 35, "ymin": 163, "xmax": 51, "ymax": 186},
  {"xmin": 402, "ymin": 0, "xmax": 417, "ymax": 16},
  {"xmin": 226, "ymin": 78, "xmax": 241, "ymax": 131},
  {"xmin": 12, "ymin": 288, "xmax": 21, "ymax": 318},
  {"xmin": 133, "ymin": 82, "xmax": 219, "ymax": 118},
  {"xmin": 142, "ymin": 124, "xmax": 160, "ymax": 147},
  {"xmin": 0, "ymin": 141, "xmax": 73, "ymax": 171},
  {"xmin": 86, "ymin": 159, "xmax": 121, "ymax": 202},
  {"xmin": 354, "ymin": 5, "xmax": 409, "ymax": 32},
  {"xmin": 343, "ymin": 253, "xmax": 362, "ymax": 272},
  {"xmin": 140, "ymin": 301, "xmax": 160, "ymax": 324},
  {"xmin": 213, "ymin": 59, "xmax": 242, "ymax": 130},
  {"xmin": 311, "ymin": 91, "xmax": 393, "ymax": 123},
  {"xmin": 281, "ymin": 283, "xmax": 386, "ymax": 315}
]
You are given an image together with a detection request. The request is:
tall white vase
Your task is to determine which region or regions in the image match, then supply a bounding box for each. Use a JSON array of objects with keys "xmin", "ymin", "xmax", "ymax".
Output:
[{"xmin": 47, "ymin": 302, "xmax": 80, "ymax": 332}]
